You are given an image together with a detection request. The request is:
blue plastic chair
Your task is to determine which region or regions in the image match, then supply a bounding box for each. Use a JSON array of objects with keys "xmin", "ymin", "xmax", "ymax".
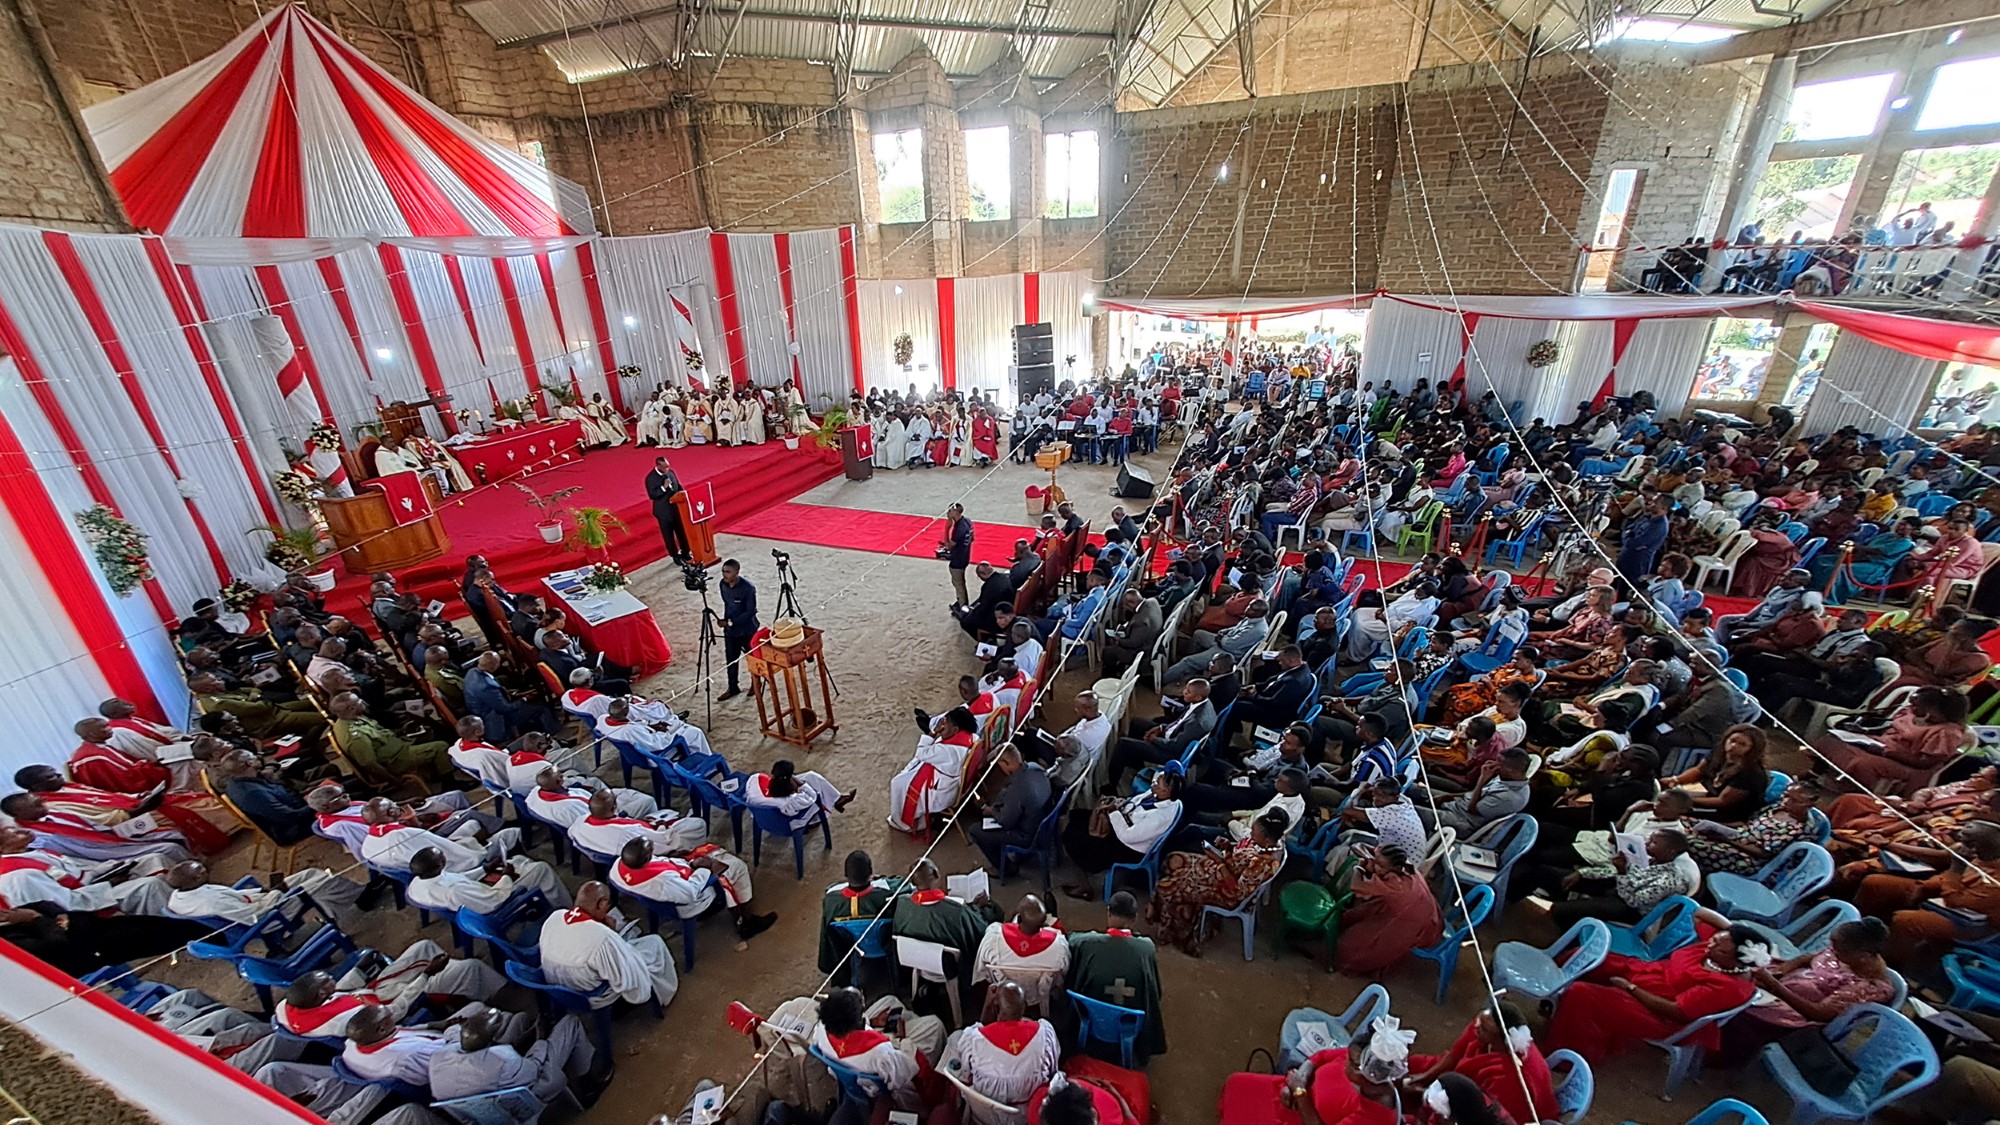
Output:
[
  {"xmin": 1795, "ymin": 536, "xmax": 1828, "ymax": 570},
  {"xmin": 183, "ymin": 880, "xmax": 335, "ymax": 961},
  {"xmin": 1733, "ymin": 899, "xmax": 1860, "ymax": 960},
  {"xmin": 829, "ymin": 917, "xmax": 895, "ymax": 964},
  {"xmin": 1945, "ymin": 951, "xmax": 2000, "ymax": 1014},
  {"xmin": 1646, "ymin": 996, "xmax": 1758, "ymax": 1098},
  {"xmin": 1805, "ymin": 806, "xmax": 1831, "ymax": 845},
  {"xmin": 329, "ymin": 1054, "xmax": 429, "ymax": 1102},
  {"xmin": 678, "ymin": 766, "xmax": 747, "ymax": 851},
  {"xmin": 1331, "ymin": 983, "xmax": 1391, "ymax": 1044},
  {"xmin": 1412, "ymin": 884, "xmax": 1495, "ymax": 1004},
  {"xmin": 503, "ymin": 960, "xmax": 647, "ymax": 1052},
  {"xmin": 1707, "ymin": 841, "xmax": 1834, "ymax": 925},
  {"xmin": 1106, "ymin": 808, "xmax": 1182, "ymax": 901},
  {"xmin": 1340, "ymin": 521, "xmax": 1378, "ymax": 556},
  {"xmin": 809, "ymin": 1042, "xmax": 887, "ymax": 1106},
  {"xmin": 78, "ymin": 964, "xmax": 175, "ymax": 1013},
  {"xmin": 1764, "ymin": 770, "xmax": 1794, "ymax": 804},
  {"xmin": 1484, "ymin": 513, "xmax": 1549, "ymax": 568},
  {"xmin": 1490, "ymin": 918, "xmax": 1611, "ymax": 1003},
  {"xmin": 229, "ymin": 925, "xmax": 364, "ymax": 1010},
  {"xmin": 1201, "ymin": 857, "xmax": 1284, "ymax": 961},
  {"xmin": 516, "ymin": 795, "xmax": 576, "ymax": 872},
  {"xmin": 1444, "ymin": 813, "xmax": 1538, "ymax": 913},
  {"xmin": 1547, "ymin": 1049, "xmax": 1593, "ymax": 1125},
  {"xmin": 1916, "ymin": 492, "xmax": 1958, "ymax": 517},
  {"xmin": 1758, "ymin": 1003, "xmax": 1939, "ymax": 1125},
  {"xmin": 433, "ymin": 1084, "xmax": 549, "ymax": 1124},
  {"xmin": 1606, "ymin": 895, "xmax": 1701, "ymax": 960},
  {"xmin": 1068, "ymin": 989, "xmax": 1146, "ymax": 1069},
  {"xmin": 749, "ymin": 801, "xmax": 834, "ymax": 878},
  {"xmin": 999, "ymin": 797, "xmax": 1066, "ymax": 899},
  {"xmin": 1626, "ymin": 1098, "xmax": 1769, "ymax": 1125},
  {"xmin": 456, "ymin": 894, "xmax": 549, "ymax": 967}
]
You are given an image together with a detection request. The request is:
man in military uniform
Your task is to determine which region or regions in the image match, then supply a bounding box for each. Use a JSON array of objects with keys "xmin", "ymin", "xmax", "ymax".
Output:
[{"xmin": 328, "ymin": 692, "xmax": 451, "ymax": 782}]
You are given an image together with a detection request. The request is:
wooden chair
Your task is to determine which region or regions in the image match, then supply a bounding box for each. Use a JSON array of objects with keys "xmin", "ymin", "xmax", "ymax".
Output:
[{"xmin": 201, "ymin": 770, "xmax": 300, "ymax": 875}]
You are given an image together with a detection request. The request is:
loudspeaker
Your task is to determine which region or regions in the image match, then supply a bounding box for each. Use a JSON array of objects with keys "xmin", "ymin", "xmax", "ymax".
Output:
[
  {"xmin": 1013, "ymin": 322, "xmax": 1054, "ymax": 367},
  {"xmin": 1016, "ymin": 362, "xmax": 1055, "ymax": 398},
  {"xmin": 1115, "ymin": 463, "xmax": 1156, "ymax": 499}
]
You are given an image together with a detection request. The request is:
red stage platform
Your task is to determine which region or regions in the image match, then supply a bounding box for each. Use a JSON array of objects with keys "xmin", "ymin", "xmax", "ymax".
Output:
[{"xmin": 328, "ymin": 441, "xmax": 842, "ymax": 614}]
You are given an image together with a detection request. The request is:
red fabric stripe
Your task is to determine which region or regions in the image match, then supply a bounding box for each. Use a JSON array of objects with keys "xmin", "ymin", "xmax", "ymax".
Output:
[
  {"xmin": 0, "ymin": 287, "xmax": 176, "ymax": 642},
  {"xmin": 576, "ymin": 242, "xmax": 623, "ymax": 412},
  {"xmin": 305, "ymin": 21, "xmax": 568, "ymax": 236},
  {"xmin": 1447, "ymin": 312, "xmax": 1481, "ymax": 392},
  {"xmin": 153, "ymin": 247, "xmax": 281, "ymax": 525},
  {"xmin": 838, "ymin": 226, "xmax": 864, "ymax": 393},
  {"xmin": 772, "ymin": 232, "xmax": 806, "ymax": 395},
  {"xmin": 376, "ymin": 244, "xmax": 455, "ymax": 419},
  {"xmin": 491, "ymin": 258, "xmax": 548, "ymax": 418},
  {"xmin": 1597, "ymin": 317, "xmax": 1639, "ymax": 408},
  {"xmin": 937, "ymin": 277, "xmax": 957, "ymax": 390},
  {"xmin": 254, "ymin": 266, "xmax": 336, "ymax": 424},
  {"xmin": 108, "ymin": 22, "xmax": 275, "ymax": 233},
  {"xmin": 241, "ymin": 29, "xmax": 306, "ymax": 238},
  {"xmin": 709, "ymin": 232, "xmax": 750, "ymax": 387},
  {"xmin": 439, "ymin": 255, "xmax": 486, "ymax": 367},
  {"xmin": 307, "ymin": 35, "xmax": 472, "ymax": 237},
  {"xmin": 314, "ymin": 257, "xmax": 385, "ymax": 408},
  {"xmin": 43, "ymin": 232, "xmax": 228, "ymax": 584},
  {"xmin": 1023, "ymin": 271, "xmax": 1040, "ymax": 324}
]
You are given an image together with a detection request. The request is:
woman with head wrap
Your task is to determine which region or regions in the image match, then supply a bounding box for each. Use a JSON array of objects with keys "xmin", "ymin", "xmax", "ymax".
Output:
[
  {"xmin": 1544, "ymin": 910, "xmax": 1766, "ymax": 1062},
  {"xmin": 1333, "ymin": 844, "xmax": 1444, "ymax": 976},
  {"xmin": 1716, "ymin": 917, "xmax": 1897, "ymax": 1064},
  {"xmin": 1401, "ymin": 1001, "xmax": 1548, "ymax": 1125},
  {"xmin": 1217, "ymin": 1016, "xmax": 1414, "ymax": 1125},
  {"xmin": 1410, "ymin": 1073, "xmax": 1515, "ymax": 1125}
]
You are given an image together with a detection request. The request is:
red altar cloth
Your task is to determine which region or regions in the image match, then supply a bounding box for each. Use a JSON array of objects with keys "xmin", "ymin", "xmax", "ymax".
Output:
[
  {"xmin": 449, "ymin": 421, "xmax": 584, "ymax": 484},
  {"xmin": 541, "ymin": 573, "xmax": 673, "ymax": 678},
  {"xmin": 364, "ymin": 470, "xmax": 430, "ymax": 526}
]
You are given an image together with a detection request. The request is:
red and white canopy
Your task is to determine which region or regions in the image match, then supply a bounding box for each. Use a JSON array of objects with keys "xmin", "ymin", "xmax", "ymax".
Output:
[{"xmin": 82, "ymin": 4, "xmax": 591, "ymax": 239}]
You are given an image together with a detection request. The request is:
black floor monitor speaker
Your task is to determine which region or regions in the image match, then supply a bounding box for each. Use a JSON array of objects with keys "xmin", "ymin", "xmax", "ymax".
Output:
[
  {"xmin": 1014, "ymin": 322, "xmax": 1054, "ymax": 367},
  {"xmin": 1115, "ymin": 463, "xmax": 1156, "ymax": 499},
  {"xmin": 1016, "ymin": 362, "xmax": 1055, "ymax": 398}
]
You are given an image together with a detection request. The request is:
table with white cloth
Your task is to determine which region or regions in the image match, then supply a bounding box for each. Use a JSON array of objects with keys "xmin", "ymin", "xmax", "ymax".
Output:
[
  {"xmin": 542, "ymin": 569, "xmax": 673, "ymax": 677},
  {"xmin": 448, "ymin": 420, "xmax": 584, "ymax": 484}
]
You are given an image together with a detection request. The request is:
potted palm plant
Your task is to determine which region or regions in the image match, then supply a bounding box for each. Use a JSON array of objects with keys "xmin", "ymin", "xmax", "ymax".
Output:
[
  {"xmin": 515, "ymin": 482, "xmax": 583, "ymax": 543},
  {"xmin": 248, "ymin": 523, "xmax": 335, "ymax": 589},
  {"xmin": 565, "ymin": 504, "xmax": 627, "ymax": 562}
]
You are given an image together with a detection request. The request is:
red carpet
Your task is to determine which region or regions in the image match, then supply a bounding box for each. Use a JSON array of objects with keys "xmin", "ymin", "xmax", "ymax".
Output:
[
  {"xmin": 724, "ymin": 502, "xmax": 1037, "ymax": 563},
  {"xmin": 327, "ymin": 442, "xmax": 842, "ymax": 614}
]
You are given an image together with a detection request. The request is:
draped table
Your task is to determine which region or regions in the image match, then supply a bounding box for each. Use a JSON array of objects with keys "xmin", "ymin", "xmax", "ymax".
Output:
[
  {"xmin": 447, "ymin": 420, "xmax": 584, "ymax": 484},
  {"xmin": 542, "ymin": 568, "xmax": 673, "ymax": 677}
]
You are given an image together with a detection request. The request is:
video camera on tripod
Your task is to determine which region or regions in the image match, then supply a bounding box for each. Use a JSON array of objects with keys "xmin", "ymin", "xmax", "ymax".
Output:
[{"xmin": 681, "ymin": 559, "xmax": 710, "ymax": 592}]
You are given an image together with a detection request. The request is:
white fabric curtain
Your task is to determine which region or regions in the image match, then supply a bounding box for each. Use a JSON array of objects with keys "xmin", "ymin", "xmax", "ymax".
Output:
[
  {"xmin": 789, "ymin": 228, "xmax": 851, "ymax": 410},
  {"xmin": 954, "ymin": 275, "xmax": 1022, "ymax": 400},
  {"xmin": 545, "ymin": 248, "xmax": 607, "ymax": 403},
  {"xmin": 1463, "ymin": 317, "xmax": 1555, "ymax": 422},
  {"xmin": 596, "ymin": 229, "xmax": 721, "ymax": 393},
  {"xmin": 859, "ymin": 279, "xmax": 941, "ymax": 393},
  {"xmin": 1801, "ymin": 333, "xmax": 1940, "ymax": 437},
  {"xmin": 1359, "ymin": 301, "xmax": 1462, "ymax": 394},
  {"xmin": 726, "ymin": 234, "xmax": 791, "ymax": 389},
  {"xmin": 1528, "ymin": 321, "xmax": 1616, "ymax": 427},
  {"xmin": 1042, "ymin": 271, "xmax": 1095, "ymax": 380},
  {"xmin": 1615, "ymin": 319, "xmax": 1711, "ymax": 416}
]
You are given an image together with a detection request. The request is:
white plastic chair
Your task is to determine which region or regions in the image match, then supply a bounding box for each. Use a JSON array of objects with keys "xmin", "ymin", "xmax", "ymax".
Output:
[
  {"xmin": 894, "ymin": 936, "xmax": 964, "ymax": 1027},
  {"xmin": 1414, "ymin": 826, "xmax": 1458, "ymax": 880},
  {"xmin": 1782, "ymin": 667, "xmax": 1908, "ymax": 741},
  {"xmin": 940, "ymin": 1058, "xmax": 1028, "ymax": 1125},
  {"xmin": 1691, "ymin": 530, "xmax": 1755, "ymax": 593}
]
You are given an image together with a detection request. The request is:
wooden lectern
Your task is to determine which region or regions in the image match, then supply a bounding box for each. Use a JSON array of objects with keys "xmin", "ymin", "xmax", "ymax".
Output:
[
  {"xmin": 674, "ymin": 488, "xmax": 719, "ymax": 566},
  {"xmin": 838, "ymin": 425, "xmax": 874, "ymax": 482},
  {"xmin": 321, "ymin": 477, "xmax": 450, "ymax": 573},
  {"xmin": 746, "ymin": 627, "xmax": 838, "ymax": 750}
]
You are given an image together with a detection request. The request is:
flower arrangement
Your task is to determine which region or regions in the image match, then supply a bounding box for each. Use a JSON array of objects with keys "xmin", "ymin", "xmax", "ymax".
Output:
[
  {"xmin": 581, "ymin": 560, "xmax": 628, "ymax": 592},
  {"xmin": 681, "ymin": 344, "xmax": 704, "ymax": 372},
  {"xmin": 893, "ymin": 333, "xmax": 914, "ymax": 367},
  {"xmin": 308, "ymin": 422, "xmax": 343, "ymax": 451},
  {"xmin": 219, "ymin": 579, "xmax": 260, "ymax": 612},
  {"xmin": 273, "ymin": 467, "xmax": 322, "ymax": 507},
  {"xmin": 251, "ymin": 523, "xmax": 324, "ymax": 573},
  {"xmin": 76, "ymin": 504, "xmax": 152, "ymax": 596},
  {"xmin": 616, "ymin": 364, "xmax": 644, "ymax": 382},
  {"xmin": 1526, "ymin": 339, "xmax": 1561, "ymax": 368}
]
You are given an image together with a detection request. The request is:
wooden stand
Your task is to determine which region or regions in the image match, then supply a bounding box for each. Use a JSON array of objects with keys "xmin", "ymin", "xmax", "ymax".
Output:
[
  {"xmin": 320, "ymin": 477, "xmax": 449, "ymax": 573},
  {"xmin": 1033, "ymin": 442, "xmax": 1071, "ymax": 511},
  {"xmin": 746, "ymin": 628, "xmax": 838, "ymax": 750},
  {"xmin": 674, "ymin": 490, "xmax": 719, "ymax": 566},
  {"xmin": 838, "ymin": 425, "xmax": 874, "ymax": 482}
]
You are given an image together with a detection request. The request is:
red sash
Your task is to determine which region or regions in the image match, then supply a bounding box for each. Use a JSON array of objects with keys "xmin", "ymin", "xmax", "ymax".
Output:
[
  {"xmin": 282, "ymin": 993, "xmax": 379, "ymax": 1034},
  {"xmin": 366, "ymin": 823, "xmax": 408, "ymax": 837},
  {"xmin": 826, "ymin": 1029, "xmax": 891, "ymax": 1059},
  {"xmin": 617, "ymin": 858, "xmax": 692, "ymax": 884},
  {"xmin": 910, "ymin": 889, "xmax": 947, "ymax": 905},
  {"xmin": 968, "ymin": 693, "xmax": 995, "ymax": 718},
  {"xmin": 48, "ymin": 785, "xmax": 138, "ymax": 810},
  {"xmin": 509, "ymin": 751, "xmax": 549, "ymax": 767},
  {"xmin": 1001, "ymin": 923, "xmax": 1058, "ymax": 957},
  {"xmin": 978, "ymin": 1020, "xmax": 1041, "ymax": 1055},
  {"xmin": 107, "ymin": 718, "xmax": 172, "ymax": 744},
  {"xmin": 899, "ymin": 763, "xmax": 938, "ymax": 831},
  {"xmin": 0, "ymin": 855, "xmax": 79, "ymax": 888}
]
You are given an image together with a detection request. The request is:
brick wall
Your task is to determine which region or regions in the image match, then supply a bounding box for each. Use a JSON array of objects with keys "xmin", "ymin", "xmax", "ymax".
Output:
[{"xmin": 0, "ymin": 0, "xmax": 120, "ymax": 229}]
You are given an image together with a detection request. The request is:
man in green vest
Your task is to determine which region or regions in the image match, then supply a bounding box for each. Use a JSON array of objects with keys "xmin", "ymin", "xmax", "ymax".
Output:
[
  {"xmin": 891, "ymin": 857, "xmax": 1001, "ymax": 999},
  {"xmin": 189, "ymin": 672, "xmax": 326, "ymax": 742},
  {"xmin": 820, "ymin": 849, "xmax": 898, "ymax": 984},
  {"xmin": 328, "ymin": 692, "xmax": 452, "ymax": 783},
  {"xmin": 1065, "ymin": 891, "xmax": 1166, "ymax": 1063}
]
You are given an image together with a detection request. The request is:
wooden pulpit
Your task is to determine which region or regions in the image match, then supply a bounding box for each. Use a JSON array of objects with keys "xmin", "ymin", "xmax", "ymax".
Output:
[
  {"xmin": 321, "ymin": 475, "xmax": 449, "ymax": 573},
  {"xmin": 674, "ymin": 485, "xmax": 719, "ymax": 566}
]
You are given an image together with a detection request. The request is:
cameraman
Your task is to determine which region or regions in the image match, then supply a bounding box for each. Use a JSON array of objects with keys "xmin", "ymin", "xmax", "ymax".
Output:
[
  {"xmin": 939, "ymin": 502, "xmax": 974, "ymax": 607},
  {"xmin": 717, "ymin": 559, "xmax": 758, "ymax": 701}
]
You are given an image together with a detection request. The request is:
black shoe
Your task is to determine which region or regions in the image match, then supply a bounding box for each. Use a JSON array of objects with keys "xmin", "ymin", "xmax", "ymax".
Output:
[
  {"xmin": 737, "ymin": 911, "xmax": 778, "ymax": 940},
  {"xmin": 717, "ymin": 688, "xmax": 741, "ymax": 701}
]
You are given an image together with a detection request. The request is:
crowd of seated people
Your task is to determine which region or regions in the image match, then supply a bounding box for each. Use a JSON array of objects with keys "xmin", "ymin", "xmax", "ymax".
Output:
[{"xmin": 1640, "ymin": 208, "xmax": 1978, "ymax": 298}]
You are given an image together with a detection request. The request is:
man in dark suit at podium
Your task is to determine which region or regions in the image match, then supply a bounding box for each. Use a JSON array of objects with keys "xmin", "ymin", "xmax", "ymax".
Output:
[{"xmin": 644, "ymin": 457, "xmax": 690, "ymax": 562}]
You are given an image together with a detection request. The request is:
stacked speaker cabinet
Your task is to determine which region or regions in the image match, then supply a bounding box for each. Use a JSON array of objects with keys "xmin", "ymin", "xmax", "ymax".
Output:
[{"xmin": 1013, "ymin": 322, "xmax": 1055, "ymax": 397}]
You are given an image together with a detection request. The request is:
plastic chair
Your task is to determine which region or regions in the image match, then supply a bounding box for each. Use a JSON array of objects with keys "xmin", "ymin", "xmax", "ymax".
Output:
[
  {"xmin": 1692, "ymin": 531, "xmax": 1755, "ymax": 593},
  {"xmin": 433, "ymin": 1084, "xmax": 549, "ymax": 1124},
  {"xmin": 329, "ymin": 1055, "xmax": 429, "ymax": 1102},
  {"xmin": 895, "ymin": 936, "xmax": 964, "ymax": 1027},
  {"xmin": 809, "ymin": 1042, "xmax": 887, "ymax": 1107},
  {"xmin": 1765, "ymin": 770, "xmax": 1793, "ymax": 804},
  {"xmin": 1707, "ymin": 841, "xmax": 1834, "ymax": 925},
  {"xmin": 503, "ymin": 960, "xmax": 647, "ymax": 1053},
  {"xmin": 1068, "ymin": 989, "xmax": 1146, "ymax": 1069},
  {"xmin": 678, "ymin": 766, "xmax": 747, "ymax": 852},
  {"xmin": 1733, "ymin": 900, "xmax": 1861, "ymax": 960},
  {"xmin": 999, "ymin": 797, "xmax": 1066, "ymax": 900},
  {"xmin": 229, "ymin": 925, "xmax": 365, "ymax": 1011},
  {"xmin": 1106, "ymin": 809, "xmax": 1181, "ymax": 900},
  {"xmin": 939, "ymin": 1057, "xmax": 1029, "ymax": 1125},
  {"xmin": 455, "ymin": 897, "xmax": 547, "ymax": 968},
  {"xmin": 1646, "ymin": 996, "xmax": 1758, "ymax": 1098},
  {"xmin": 1485, "ymin": 513, "xmax": 1550, "ymax": 568},
  {"xmin": 1648, "ymin": 1099, "xmax": 1770, "ymax": 1125},
  {"xmin": 1445, "ymin": 813, "xmax": 1538, "ymax": 912},
  {"xmin": 1945, "ymin": 951, "xmax": 2000, "ymax": 1014},
  {"xmin": 1606, "ymin": 895, "xmax": 1700, "ymax": 960},
  {"xmin": 1395, "ymin": 501, "xmax": 1447, "ymax": 556},
  {"xmin": 1489, "ymin": 918, "xmax": 1611, "ymax": 1003},
  {"xmin": 1547, "ymin": 1049, "xmax": 1594, "ymax": 1125},
  {"xmin": 1201, "ymin": 852, "xmax": 1286, "ymax": 961},
  {"xmin": 1795, "ymin": 536, "xmax": 1828, "ymax": 570},
  {"xmin": 830, "ymin": 917, "xmax": 894, "ymax": 964},
  {"xmin": 1412, "ymin": 884, "xmax": 1495, "ymax": 1004},
  {"xmin": 77, "ymin": 965, "xmax": 175, "ymax": 1014},
  {"xmin": 748, "ymin": 800, "xmax": 834, "ymax": 879},
  {"xmin": 1757, "ymin": 1003, "xmax": 1939, "ymax": 1124}
]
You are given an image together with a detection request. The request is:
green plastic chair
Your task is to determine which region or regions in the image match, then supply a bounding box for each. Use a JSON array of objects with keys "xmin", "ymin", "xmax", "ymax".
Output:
[{"xmin": 1396, "ymin": 501, "xmax": 1447, "ymax": 556}]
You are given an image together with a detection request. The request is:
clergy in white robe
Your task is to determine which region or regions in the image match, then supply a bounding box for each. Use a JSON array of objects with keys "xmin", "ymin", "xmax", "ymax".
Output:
[
  {"xmin": 538, "ymin": 883, "xmax": 678, "ymax": 1008},
  {"xmin": 664, "ymin": 398, "xmax": 688, "ymax": 447},
  {"xmin": 0, "ymin": 833, "xmax": 171, "ymax": 915},
  {"xmin": 163, "ymin": 861, "xmax": 367, "ymax": 926},
  {"xmin": 307, "ymin": 788, "xmax": 486, "ymax": 862},
  {"xmin": 275, "ymin": 939, "xmax": 508, "ymax": 1038},
  {"xmin": 886, "ymin": 723, "xmax": 976, "ymax": 834},
  {"xmin": 882, "ymin": 414, "xmax": 908, "ymax": 469},
  {"xmin": 686, "ymin": 398, "xmax": 714, "ymax": 444},
  {"xmin": 807, "ymin": 987, "xmax": 943, "ymax": 1111},
  {"xmin": 596, "ymin": 703, "xmax": 715, "ymax": 761},
  {"xmin": 585, "ymin": 396, "xmax": 629, "ymax": 446},
  {"xmin": 406, "ymin": 844, "xmax": 574, "ymax": 913},
  {"xmin": 713, "ymin": 397, "xmax": 737, "ymax": 446},
  {"xmin": 971, "ymin": 899, "xmax": 1071, "ymax": 1008},
  {"xmin": 636, "ymin": 394, "xmax": 667, "ymax": 446},
  {"xmin": 742, "ymin": 391, "xmax": 767, "ymax": 444},
  {"xmin": 872, "ymin": 413, "xmax": 895, "ymax": 468},
  {"xmin": 941, "ymin": 991, "xmax": 1061, "ymax": 1115},
  {"xmin": 428, "ymin": 1007, "xmax": 595, "ymax": 1105},
  {"xmin": 741, "ymin": 760, "xmax": 853, "ymax": 830},
  {"xmin": 524, "ymin": 769, "xmax": 657, "ymax": 831},
  {"xmin": 904, "ymin": 413, "xmax": 934, "ymax": 466},
  {"xmin": 341, "ymin": 1006, "xmax": 456, "ymax": 1087},
  {"xmin": 98, "ymin": 707, "xmax": 187, "ymax": 762},
  {"xmin": 567, "ymin": 789, "xmax": 707, "ymax": 857},
  {"xmin": 356, "ymin": 798, "xmax": 533, "ymax": 877}
]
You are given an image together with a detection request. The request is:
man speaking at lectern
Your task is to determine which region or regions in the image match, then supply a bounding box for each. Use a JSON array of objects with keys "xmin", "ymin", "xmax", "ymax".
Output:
[{"xmin": 645, "ymin": 457, "xmax": 690, "ymax": 563}]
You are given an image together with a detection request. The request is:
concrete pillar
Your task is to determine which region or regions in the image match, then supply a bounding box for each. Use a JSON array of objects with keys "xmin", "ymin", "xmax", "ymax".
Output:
[
  {"xmin": 1837, "ymin": 36, "xmax": 1933, "ymax": 232},
  {"xmin": 1714, "ymin": 54, "xmax": 1797, "ymax": 243},
  {"xmin": 1754, "ymin": 311, "xmax": 1814, "ymax": 422}
]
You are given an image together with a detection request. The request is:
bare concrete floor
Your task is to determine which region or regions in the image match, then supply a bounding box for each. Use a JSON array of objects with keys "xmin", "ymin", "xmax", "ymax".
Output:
[{"xmin": 94, "ymin": 446, "xmax": 1790, "ymax": 1125}]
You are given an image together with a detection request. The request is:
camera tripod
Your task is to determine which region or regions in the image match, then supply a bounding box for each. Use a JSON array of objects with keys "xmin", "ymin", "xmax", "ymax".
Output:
[
  {"xmin": 771, "ymin": 554, "xmax": 838, "ymax": 698},
  {"xmin": 694, "ymin": 582, "xmax": 719, "ymax": 731}
]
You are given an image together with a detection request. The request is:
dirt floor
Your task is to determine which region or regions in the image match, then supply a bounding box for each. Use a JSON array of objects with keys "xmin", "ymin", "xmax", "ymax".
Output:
[{"xmin": 4, "ymin": 444, "xmax": 1798, "ymax": 1125}]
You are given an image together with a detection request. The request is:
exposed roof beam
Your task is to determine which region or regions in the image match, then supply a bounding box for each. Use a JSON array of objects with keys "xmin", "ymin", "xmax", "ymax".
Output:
[
  {"xmin": 505, "ymin": 4, "xmax": 1116, "ymax": 50},
  {"xmin": 1688, "ymin": 0, "xmax": 2000, "ymax": 62},
  {"xmin": 1153, "ymin": 0, "xmax": 1278, "ymax": 104}
]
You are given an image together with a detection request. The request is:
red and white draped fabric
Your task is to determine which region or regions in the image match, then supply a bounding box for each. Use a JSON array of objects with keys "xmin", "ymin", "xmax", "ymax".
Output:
[
  {"xmin": 254, "ymin": 315, "xmax": 350, "ymax": 496},
  {"xmin": 671, "ymin": 293, "xmax": 709, "ymax": 384}
]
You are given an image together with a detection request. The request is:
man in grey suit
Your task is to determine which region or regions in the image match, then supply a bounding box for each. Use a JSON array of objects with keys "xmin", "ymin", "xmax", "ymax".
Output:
[
  {"xmin": 1162, "ymin": 601, "xmax": 1269, "ymax": 686},
  {"xmin": 1099, "ymin": 589, "xmax": 1163, "ymax": 677},
  {"xmin": 966, "ymin": 745, "xmax": 1052, "ymax": 871},
  {"xmin": 1104, "ymin": 678, "xmax": 1215, "ymax": 790}
]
